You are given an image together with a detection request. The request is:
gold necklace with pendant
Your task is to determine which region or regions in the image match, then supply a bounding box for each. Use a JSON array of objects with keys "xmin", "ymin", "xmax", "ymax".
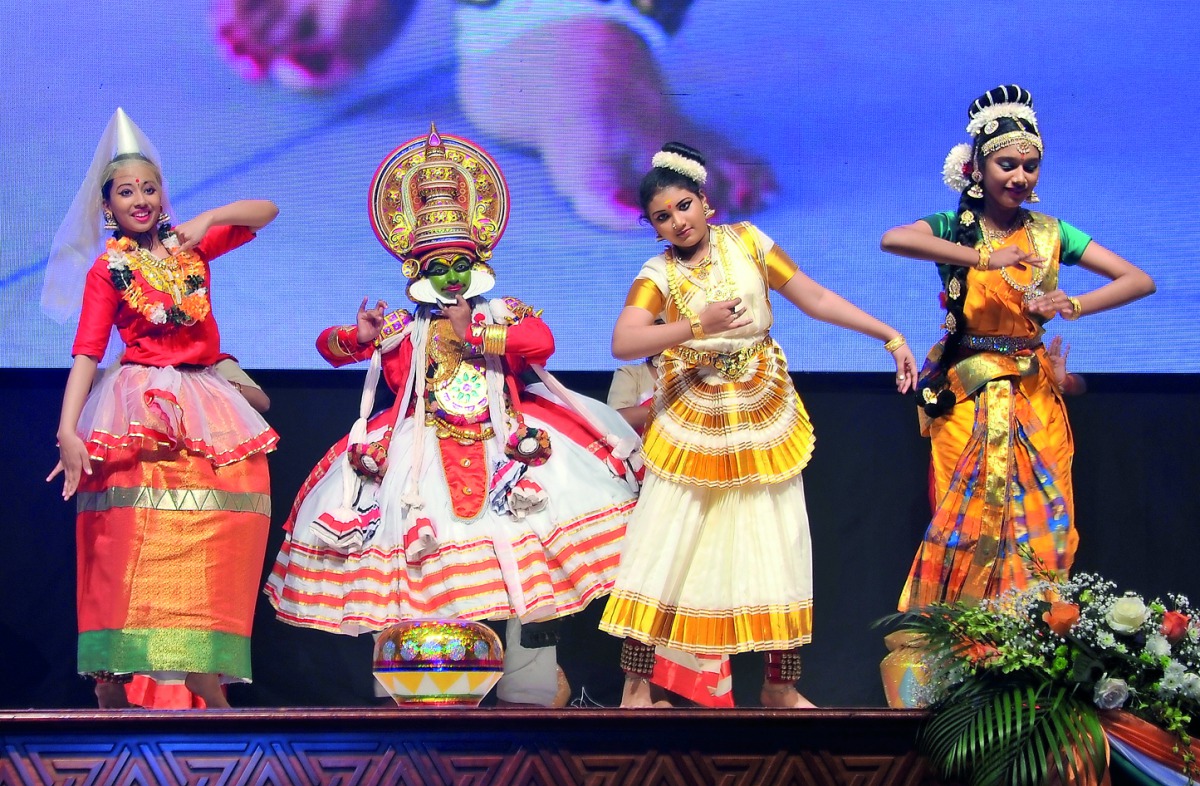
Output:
[{"xmin": 982, "ymin": 211, "xmax": 1046, "ymax": 301}]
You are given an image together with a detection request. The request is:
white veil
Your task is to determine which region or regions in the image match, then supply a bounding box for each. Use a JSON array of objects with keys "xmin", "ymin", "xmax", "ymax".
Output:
[{"xmin": 41, "ymin": 108, "xmax": 174, "ymax": 324}]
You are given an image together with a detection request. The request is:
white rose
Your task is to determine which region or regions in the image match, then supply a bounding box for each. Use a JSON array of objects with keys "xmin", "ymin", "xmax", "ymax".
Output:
[
  {"xmin": 1094, "ymin": 677, "xmax": 1130, "ymax": 710},
  {"xmin": 1106, "ymin": 594, "xmax": 1150, "ymax": 634}
]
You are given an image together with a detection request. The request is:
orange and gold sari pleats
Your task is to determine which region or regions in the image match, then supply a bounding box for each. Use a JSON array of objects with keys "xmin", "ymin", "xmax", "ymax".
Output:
[
  {"xmin": 642, "ymin": 341, "xmax": 814, "ymax": 488},
  {"xmin": 900, "ymin": 372, "xmax": 1073, "ymax": 612}
]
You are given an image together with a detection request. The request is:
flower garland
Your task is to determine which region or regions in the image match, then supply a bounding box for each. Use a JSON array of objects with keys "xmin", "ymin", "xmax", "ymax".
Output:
[{"xmin": 105, "ymin": 236, "xmax": 209, "ymax": 326}]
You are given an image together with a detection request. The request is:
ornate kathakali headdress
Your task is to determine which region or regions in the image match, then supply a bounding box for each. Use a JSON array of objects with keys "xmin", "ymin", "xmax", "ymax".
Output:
[
  {"xmin": 942, "ymin": 84, "xmax": 1043, "ymax": 196},
  {"xmin": 369, "ymin": 124, "xmax": 510, "ymax": 305}
]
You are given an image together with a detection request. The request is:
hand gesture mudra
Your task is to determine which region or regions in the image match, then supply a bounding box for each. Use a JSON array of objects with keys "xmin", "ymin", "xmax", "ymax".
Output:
[
  {"xmin": 986, "ymin": 244, "xmax": 1044, "ymax": 271},
  {"xmin": 699, "ymin": 298, "xmax": 752, "ymax": 335},
  {"xmin": 1025, "ymin": 289, "xmax": 1078, "ymax": 320},
  {"xmin": 446, "ymin": 295, "xmax": 473, "ymax": 341},
  {"xmin": 356, "ymin": 297, "xmax": 388, "ymax": 344}
]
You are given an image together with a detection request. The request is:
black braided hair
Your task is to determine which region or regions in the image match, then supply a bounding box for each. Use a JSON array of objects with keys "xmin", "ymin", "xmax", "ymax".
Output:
[
  {"xmin": 922, "ymin": 85, "xmax": 1040, "ymax": 418},
  {"xmin": 637, "ymin": 141, "xmax": 705, "ymax": 217}
]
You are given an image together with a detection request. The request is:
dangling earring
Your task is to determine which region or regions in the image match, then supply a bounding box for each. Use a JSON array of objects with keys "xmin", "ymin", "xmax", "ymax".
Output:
[
  {"xmin": 1026, "ymin": 190, "xmax": 1040, "ymax": 203},
  {"xmin": 967, "ymin": 169, "xmax": 983, "ymax": 199},
  {"xmin": 103, "ymin": 210, "xmax": 118, "ymax": 230},
  {"xmin": 703, "ymin": 202, "xmax": 715, "ymax": 219},
  {"xmin": 157, "ymin": 212, "xmax": 171, "ymax": 227}
]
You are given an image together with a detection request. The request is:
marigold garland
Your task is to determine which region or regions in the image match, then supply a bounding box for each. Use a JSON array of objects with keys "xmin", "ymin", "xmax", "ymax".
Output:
[{"xmin": 105, "ymin": 236, "xmax": 210, "ymax": 326}]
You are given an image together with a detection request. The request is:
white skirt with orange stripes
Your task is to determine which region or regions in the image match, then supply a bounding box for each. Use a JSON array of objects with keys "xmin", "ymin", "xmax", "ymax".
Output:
[
  {"xmin": 265, "ymin": 388, "xmax": 638, "ymax": 635},
  {"xmin": 599, "ymin": 470, "xmax": 814, "ymax": 654}
]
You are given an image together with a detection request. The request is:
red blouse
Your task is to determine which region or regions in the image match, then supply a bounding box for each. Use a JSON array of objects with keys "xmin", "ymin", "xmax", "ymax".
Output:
[{"xmin": 71, "ymin": 225, "xmax": 255, "ymax": 367}]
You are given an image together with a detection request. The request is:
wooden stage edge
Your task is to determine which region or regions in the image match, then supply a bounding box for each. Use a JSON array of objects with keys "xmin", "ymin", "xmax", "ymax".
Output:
[{"xmin": 0, "ymin": 707, "xmax": 939, "ymax": 785}]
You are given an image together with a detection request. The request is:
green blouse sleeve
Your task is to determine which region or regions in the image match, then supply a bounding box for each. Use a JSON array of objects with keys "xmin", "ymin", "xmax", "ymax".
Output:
[
  {"xmin": 1057, "ymin": 220, "xmax": 1093, "ymax": 266},
  {"xmin": 920, "ymin": 211, "xmax": 957, "ymax": 241}
]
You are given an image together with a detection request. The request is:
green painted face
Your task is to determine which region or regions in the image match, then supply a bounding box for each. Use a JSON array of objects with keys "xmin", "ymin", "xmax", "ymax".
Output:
[{"xmin": 423, "ymin": 254, "xmax": 474, "ymax": 300}]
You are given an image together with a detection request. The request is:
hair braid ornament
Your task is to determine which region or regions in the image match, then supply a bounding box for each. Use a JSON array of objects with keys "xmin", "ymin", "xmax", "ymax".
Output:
[{"xmin": 942, "ymin": 143, "xmax": 974, "ymax": 193}]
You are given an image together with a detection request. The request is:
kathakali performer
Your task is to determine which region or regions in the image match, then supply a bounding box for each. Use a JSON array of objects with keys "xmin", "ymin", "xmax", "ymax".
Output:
[{"xmin": 265, "ymin": 126, "xmax": 641, "ymax": 705}]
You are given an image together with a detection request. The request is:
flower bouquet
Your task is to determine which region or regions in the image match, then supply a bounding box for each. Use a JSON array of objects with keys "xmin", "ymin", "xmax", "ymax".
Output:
[{"xmin": 888, "ymin": 559, "xmax": 1200, "ymax": 786}]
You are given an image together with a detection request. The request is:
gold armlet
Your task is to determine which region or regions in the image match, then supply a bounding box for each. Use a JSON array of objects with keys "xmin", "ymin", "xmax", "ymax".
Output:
[{"xmin": 328, "ymin": 326, "xmax": 358, "ymax": 358}]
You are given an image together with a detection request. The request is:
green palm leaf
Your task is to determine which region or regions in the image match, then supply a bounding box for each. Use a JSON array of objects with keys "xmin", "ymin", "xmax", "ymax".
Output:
[{"xmin": 919, "ymin": 675, "xmax": 1107, "ymax": 786}]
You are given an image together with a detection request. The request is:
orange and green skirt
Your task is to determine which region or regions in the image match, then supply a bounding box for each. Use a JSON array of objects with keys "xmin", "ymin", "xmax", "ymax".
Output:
[{"xmin": 75, "ymin": 444, "xmax": 271, "ymax": 680}]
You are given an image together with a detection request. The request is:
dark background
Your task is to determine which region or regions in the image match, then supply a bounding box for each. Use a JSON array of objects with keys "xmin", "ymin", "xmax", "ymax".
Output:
[{"xmin": 4, "ymin": 369, "xmax": 1197, "ymax": 709}]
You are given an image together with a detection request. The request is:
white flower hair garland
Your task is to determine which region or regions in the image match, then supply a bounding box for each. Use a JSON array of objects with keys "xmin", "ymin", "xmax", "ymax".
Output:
[{"xmin": 651, "ymin": 150, "xmax": 707, "ymax": 185}]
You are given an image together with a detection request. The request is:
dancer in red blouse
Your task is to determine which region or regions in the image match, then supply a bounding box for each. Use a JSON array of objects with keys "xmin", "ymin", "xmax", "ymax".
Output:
[{"xmin": 46, "ymin": 108, "xmax": 279, "ymax": 708}]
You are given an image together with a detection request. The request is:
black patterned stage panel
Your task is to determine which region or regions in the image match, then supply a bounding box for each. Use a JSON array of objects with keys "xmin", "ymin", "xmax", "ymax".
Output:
[{"xmin": 0, "ymin": 708, "xmax": 938, "ymax": 785}]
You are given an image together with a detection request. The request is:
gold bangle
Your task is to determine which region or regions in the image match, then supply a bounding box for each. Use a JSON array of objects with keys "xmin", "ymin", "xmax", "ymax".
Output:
[
  {"xmin": 689, "ymin": 316, "xmax": 705, "ymax": 340},
  {"xmin": 883, "ymin": 335, "xmax": 906, "ymax": 353},
  {"xmin": 482, "ymin": 324, "xmax": 508, "ymax": 355},
  {"xmin": 1064, "ymin": 296, "xmax": 1083, "ymax": 321},
  {"xmin": 975, "ymin": 246, "xmax": 991, "ymax": 271}
]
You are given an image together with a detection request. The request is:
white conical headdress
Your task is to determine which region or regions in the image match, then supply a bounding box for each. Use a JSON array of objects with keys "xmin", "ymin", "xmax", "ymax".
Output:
[{"xmin": 41, "ymin": 108, "xmax": 173, "ymax": 323}]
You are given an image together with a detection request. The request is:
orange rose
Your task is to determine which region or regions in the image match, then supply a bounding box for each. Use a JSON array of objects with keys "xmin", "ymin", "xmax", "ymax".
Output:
[
  {"xmin": 1043, "ymin": 601, "xmax": 1081, "ymax": 637},
  {"xmin": 1161, "ymin": 610, "xmax": 1191, "ymax": 645},
  {"xmin": 964, "ymin": 641, "xmax": 1001, "ymax": 665}
]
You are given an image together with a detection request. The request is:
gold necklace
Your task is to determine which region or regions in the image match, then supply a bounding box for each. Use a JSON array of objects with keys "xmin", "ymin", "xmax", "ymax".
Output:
[
  {"xmin": 982, "ymin": 211, "xmax": 1046, "ymax": 301},
  {"xmin": 665, "ymin": 226, "xmax": 736, "ymax": 320},
  {"xmin": 131, "ymin": 248, "xmax": 188, "ymax": 302},
  {"xmin": 105, "ymin": 236, "xmax": 209, "ymax": 326}
]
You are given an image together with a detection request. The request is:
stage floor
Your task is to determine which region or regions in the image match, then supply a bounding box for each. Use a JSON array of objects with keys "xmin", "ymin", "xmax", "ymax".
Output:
[{"xmin": 0, "ymin": 707, "xmax": 936, "ymax": 785}]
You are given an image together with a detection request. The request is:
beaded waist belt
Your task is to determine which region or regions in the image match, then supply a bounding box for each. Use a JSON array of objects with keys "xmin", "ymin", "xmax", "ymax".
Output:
[
  {"xmin": 961, "ymin": 334, "xmax": 1042, "ymax": 355},
  {"xmin": 666, "ymin": 337, "xmax": 773, "ymax": 380}
]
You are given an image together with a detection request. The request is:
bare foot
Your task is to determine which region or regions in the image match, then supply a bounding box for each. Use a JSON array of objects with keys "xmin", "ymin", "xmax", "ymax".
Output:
[
  {"xmin": 213, "ymin": 0, "xmax": 415, "ymax": 90},
  {"xmin": 459, "ymin": 17, "xmax": 777, "ymax": 231},
  {"xmin": 760, "ymin": 684, "xmax": 817, "ymax": 709},
  {"xmin": 94, "ymin": 682, "xmax": 131, "ymax": 709},
  {"xmin": 552, "ymin": 666, "xmax": 571, "ymax": 708},
  {"xmin": 184, "ymin": 673, "xmax": 231, "ymax": 709},
  {"xmin": 620, "ymin": 675, "xmax": 674, "ymax": 708}
]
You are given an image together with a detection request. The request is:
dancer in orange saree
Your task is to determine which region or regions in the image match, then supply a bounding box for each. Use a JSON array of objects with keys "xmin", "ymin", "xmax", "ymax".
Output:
[{"xmin": 881, "ymin": 85, "xmax": 1154, "ymax": 613}]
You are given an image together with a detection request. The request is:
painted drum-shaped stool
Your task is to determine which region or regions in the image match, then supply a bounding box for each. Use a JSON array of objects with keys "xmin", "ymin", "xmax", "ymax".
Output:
[{"xmin": 373, "ymin": 620, "xmax": 504, "ymax": 707}]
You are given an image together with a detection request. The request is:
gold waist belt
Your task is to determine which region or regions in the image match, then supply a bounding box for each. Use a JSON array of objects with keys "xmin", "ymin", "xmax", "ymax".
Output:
[
  {"xmin": 665, "ymin": 337, "xmax": 772, "ymax": 380},
  {"xmin": 425, "ymin": 413, "xmax": 494, "ymax": 444}
]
